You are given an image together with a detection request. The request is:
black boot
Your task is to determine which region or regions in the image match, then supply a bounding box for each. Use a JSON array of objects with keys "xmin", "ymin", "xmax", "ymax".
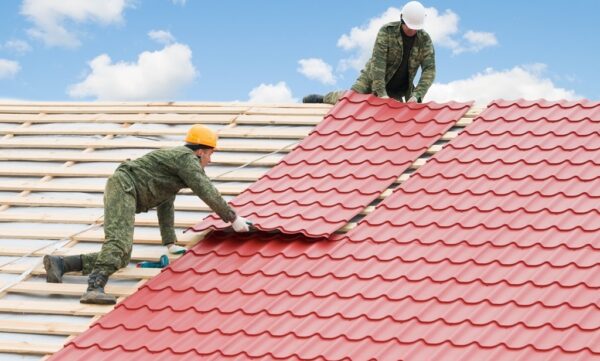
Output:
[
  {"xmin": 80, "ymin": 271, "xmax": 117, "ymax": 305},
  {"xmin": 302, "ymin": 94, "xmax": 324, "ymax": 103},
  {"xmin": 43, "ymin": 255, "xmax": 83, "ymax": 283}
]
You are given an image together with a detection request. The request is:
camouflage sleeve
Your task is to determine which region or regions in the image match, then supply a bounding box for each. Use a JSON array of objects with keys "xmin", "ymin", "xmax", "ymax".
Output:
[
  {"xmin": 177, "ymin": 153, "xmax": 237, "ymax": 223},
  {"xmin": 157, "ymin": 195, "xmax": 177, "ymax": 245},
  {"xmin": 413, "ymin": 33, "xmax": 436, "ymax": 101},
  {"xmin": 371, "ymin": 26, "xmax": 390, "ymax": 97}
]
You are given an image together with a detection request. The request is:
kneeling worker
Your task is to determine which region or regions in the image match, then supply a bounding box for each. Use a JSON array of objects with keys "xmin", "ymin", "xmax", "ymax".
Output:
[
  {"xmin": 303, "ymin": 1, "xmax": 435, "ymax": 104},
  {"xmin": 43, "ymin": 124, "xmax": 250, "ymax": 304}
]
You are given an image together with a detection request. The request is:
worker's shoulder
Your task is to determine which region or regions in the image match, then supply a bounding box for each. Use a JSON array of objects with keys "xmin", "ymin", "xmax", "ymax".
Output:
[
  {"xmin": 380, "ymin": 21, "xmax": 402, "ymax": 31},
  {"xmin": 148, "ymin": 146, "xmax": 194, "ymax": 162}
]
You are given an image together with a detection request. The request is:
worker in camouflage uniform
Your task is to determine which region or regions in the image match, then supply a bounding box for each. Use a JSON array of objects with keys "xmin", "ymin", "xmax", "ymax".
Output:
[
  {"xmin": 43, "ymin": 124, "xmax": 251, "ymax": 305},
  {"xmin": 303, "ymin": 1, "xmax": 435, "ymax": 104}
]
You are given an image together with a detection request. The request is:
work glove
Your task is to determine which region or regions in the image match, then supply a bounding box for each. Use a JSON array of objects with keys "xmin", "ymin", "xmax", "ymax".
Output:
[
  {"xmin": 407, "ymin": 96, "xmax": 418, "ymax": 103},
  {"xmin": 231, "ymin": 216, "xmax": 251, "ymax": 232},
  {"xmin": 167, "ymin": 244, "xmax": 186, "ymax": 255},
  {"xmin": 380, "ymin": 95, "xmax": 390, "ymax": 99}
]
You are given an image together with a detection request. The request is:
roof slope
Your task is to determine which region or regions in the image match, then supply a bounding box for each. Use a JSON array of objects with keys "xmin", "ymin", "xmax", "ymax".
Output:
[
  {"xmin": 49, "ymin": 99, "xmax": 600, "ymax": 360},
  {"xmin": 0, "ymin": 101, "xmax": 331, "ymax": 359},
  {"xmin": 194, "ymin": 92, "xmax": 471, "ymax": 237}
]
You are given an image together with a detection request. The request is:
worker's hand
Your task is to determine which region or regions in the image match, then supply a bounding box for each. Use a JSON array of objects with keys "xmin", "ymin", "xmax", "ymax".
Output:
[
  {"xmin": 380, "ymin": 95, "xmax": 390, "ymax": 99},
  {"xmin": 407, "ymin": 96, "xmax": 418, "ymax": 103},
  {"xmin": 231, "ymin": 216, "xmax": 251, "ymax": 232}
]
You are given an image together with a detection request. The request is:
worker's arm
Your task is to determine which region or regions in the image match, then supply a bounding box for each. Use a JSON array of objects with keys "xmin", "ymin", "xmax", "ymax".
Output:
[
  {"xmin": 412, "ymin": 33, "xmax": 436, "ymax": 101},
  {"xmin": 177, "ymin": 154, "xmax": 237, "ymax": 223},
  {"xmin": 371, "ymin": 26, "xmax": 390, "ymax": 98},
  {"xmin": 157, "ymin": 195, "xmax": 177, "ymax": 245}
]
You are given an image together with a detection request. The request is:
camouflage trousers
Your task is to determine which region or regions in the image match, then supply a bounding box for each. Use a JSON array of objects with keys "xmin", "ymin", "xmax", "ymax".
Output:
[
  {"xmin": 81, "ymin": 174, "xmax": 135, "ymax": 276},
  {"xmin": 323, "ymin": 88, "xmax": 409, "ymax": 105}
]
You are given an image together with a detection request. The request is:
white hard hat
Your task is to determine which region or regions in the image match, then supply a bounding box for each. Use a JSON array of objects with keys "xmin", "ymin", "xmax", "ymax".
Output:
[{"xmin": 401, "ymin": 1, "xmax": 426, "ymax": 30}]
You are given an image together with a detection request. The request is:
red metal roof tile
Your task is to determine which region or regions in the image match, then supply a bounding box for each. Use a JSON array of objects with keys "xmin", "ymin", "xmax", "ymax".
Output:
[
  {"xmin": 192, "ymin": 91, "xmax": 471, "ymax": 238},
  {"xmin": 48, "ymin": 100, "xmax": 600, "ymax": 361}
]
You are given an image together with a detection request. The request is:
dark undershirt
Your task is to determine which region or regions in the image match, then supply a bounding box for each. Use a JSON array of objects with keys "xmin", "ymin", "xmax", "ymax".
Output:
[{"xmin": 386, "ymin": 26, "xmax": 416, "ymax": 98}]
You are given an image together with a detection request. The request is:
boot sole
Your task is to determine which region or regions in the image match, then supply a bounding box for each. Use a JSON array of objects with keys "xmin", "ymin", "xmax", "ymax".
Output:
[
  {"xmin": 80, "ymin": 297, "xmax": 116, "ymax": 305},
  {"xmin": 43, "ymin": 255, "xmax": 62, "ymax": 283}
]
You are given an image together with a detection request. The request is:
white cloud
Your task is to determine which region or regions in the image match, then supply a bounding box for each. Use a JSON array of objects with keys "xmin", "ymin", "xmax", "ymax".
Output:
[
  {"xmin": 21, "ymin": 0, "xmax": 131, "ymax": 48},
  {"xmin": 454, "ymin": 30, "xmax": 498, "ymax": 54},
  {"xmin": 148, "ymin": 30, "xmax": 175, "ymax": 45},
  {"xmin": 297, "ymin": 58, "xmax": 336, "ymax": 85},
  {"xmin": 4, "ymin": 39, "xmax": 33, "ymax": 54},
  {"xmin": 427, "ymin": 64, "xmax": 579, "ymax": 105},
  {"xmin": 248, "ymin": 81, "xmax": 296, "ymax": 103},
  {"xmin": 337, "ymin": 6, "xmax": 496, "ymax": 71},
  {"xmin": 171, "ymin": 0, "xmax": 186, "ymax": 5},
  {"xmin": 68, "ymin": 43, "xmax": 197, "ymax": 100},
  {"xmin": 0, "ymin": 59, "xmax": 21, "ymax": 79}
]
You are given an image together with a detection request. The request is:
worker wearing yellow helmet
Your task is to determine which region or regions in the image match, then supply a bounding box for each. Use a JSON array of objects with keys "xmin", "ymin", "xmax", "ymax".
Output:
[{"xmin": 43, "ymin": 124, "xmax": 250, "ymax": 305}]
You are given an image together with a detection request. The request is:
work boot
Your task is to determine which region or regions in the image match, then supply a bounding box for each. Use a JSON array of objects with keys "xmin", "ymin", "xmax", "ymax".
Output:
[
  {"xmin": 80, "ymin": 271, "xmax": 117, "ymax": 305},
  {"xmin": 302, "ymin": 94, "xmax": 324, "ymax": 103},
  {"xmin": 43, "ymin": 255, "xmax": 83, "ymax": 283}
]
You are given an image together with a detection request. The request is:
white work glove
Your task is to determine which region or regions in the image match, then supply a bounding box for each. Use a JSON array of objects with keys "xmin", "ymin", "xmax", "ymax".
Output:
[
  {"xmin": 167, "ymin": 244, "xmax": 186, "ymax": 255},
  {"xmin": 407, "ymin": 96, "xmax": 418, "ymax": 103},
  {"xmin": 231, "ymin": 216, "xmax": 251, "ymax": 233}
]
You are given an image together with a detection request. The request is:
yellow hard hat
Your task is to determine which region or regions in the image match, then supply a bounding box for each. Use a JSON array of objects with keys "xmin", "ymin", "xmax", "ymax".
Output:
[{"xmin": 185, "ymin": 124, "xmax": 218, "ymax": 148}]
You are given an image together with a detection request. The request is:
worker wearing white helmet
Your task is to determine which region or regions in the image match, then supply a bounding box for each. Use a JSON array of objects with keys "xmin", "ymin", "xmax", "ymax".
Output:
[{"xmin": 304, "ymin": 1, "xmax": 435, "ymax": 104}]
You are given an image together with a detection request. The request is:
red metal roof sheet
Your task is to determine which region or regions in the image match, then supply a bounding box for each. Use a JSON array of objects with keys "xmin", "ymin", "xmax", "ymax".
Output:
[
  {"xmin": 192, "ymin": 91, "xmax": 471, "ymax": 237},
  {"xmin": 49, "ymin": 100, "xmax": 600, "ymax": 360}
]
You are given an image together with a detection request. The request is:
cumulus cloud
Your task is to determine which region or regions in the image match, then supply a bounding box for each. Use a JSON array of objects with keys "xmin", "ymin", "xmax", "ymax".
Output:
[
  {"xmin": 148, "ymin": 30, "xmax": 175, "ymax": 45},
  {"xmin": 4, "ymin": 39, "xmax": 33, "ymax": 54},
  {"xmin": 454, "ymin": 30, "xmax": 498, "ymax": 54},
  {"xmin": 0, "ymin": 59, "xmax": 21, "ymax": 79},
  {"xmin": 337, "ymin": 6, "xmax": 496, "ymax": 71},
  {"xmin": 21, "ymin": 0, "xmax": 131, "ymax": 48},
  {"xmin": 248, "ymin": 82, "xmax": 296, "ymax": 103},
  {"xmin": 297, "ymin": 58, "xmax": 336, "ymax": 85},
  {"xmin": 427, "ymin": 64, "xmax": 579, "ymax": 105},
  {"xmin": 68, "ymin": 42, "xmax": 197, "ymax": 100}
]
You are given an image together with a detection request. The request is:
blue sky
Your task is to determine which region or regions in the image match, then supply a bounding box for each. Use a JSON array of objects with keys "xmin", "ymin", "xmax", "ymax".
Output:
[{"xmin": 0, "ymin": 0, "xmax": 597, "ymax": 103}]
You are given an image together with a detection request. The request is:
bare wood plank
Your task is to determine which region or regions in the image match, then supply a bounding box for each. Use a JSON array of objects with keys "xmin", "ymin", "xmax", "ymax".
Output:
[
  {"xmin": 0, "ymin": 212, "xmax": 200, "ymax": 228},
  {"xmin": 0, "ymin": 319, "xmax": 86, "ymax": 336},
  {"xmin": 0, "ymin": 150, "xmax": 282, "ymax": 166},
  {"xmin": 0, "ymin": 195, "xmax": 210, "ymax": 211},
  {"xmin": 0, "ymin": 113, "xmax": 238, "ymax": 124},
  {"xmin": 10, "ymin": 281, "xmax": 136, "ymax": 298},
  {"xmin": 245, "ymin": 107, "xmax": 330, "ymax": 116},
  {"xmin": 0, "ymin": 138, "xmax": 297, "ymax": 152},
  {"xmin": 0, "ymin": 181, "xmax": 249, "ymax": 195},
  {"xmin": 0, "ymin": 166, "xmax": 266, "ymax": 182},
  {"xmin": 0, "ymin": 126, "xmax": 310, "ymax": 139},
  {"xmin": 0, "ymin": 264, "xmax": 160, "ymax": 279},
  {"xmin": 0, "ymin": 245, "xmax": 182, "ymax": 262},
  {"xmin": 0, "ymin": 105, "xmax": 251, "ymax": 114},
  {"xmin": 235, "ymin": 114, "xmax": 324, "ymax": 125},
  {"xmin": 0, "ymin": 228, "xmax": 166, "ymax": 245},
  {"xmin": 0, "ymin": 300, "xmax": 113, "ymax": 316},
  {"xmin": 456, "ymin": 117, "xmax": 473, "ymax": 126},
  {"xmin": 0, "ymin": 101, "xmax": 330, "ymax": 108},
  {"xmin": 0, "ymin": 341, "xmax": 62, "ymax": 355},
  {"xmin": 0, "ymin": 245, "xmax": 181, "ymax": 262}
]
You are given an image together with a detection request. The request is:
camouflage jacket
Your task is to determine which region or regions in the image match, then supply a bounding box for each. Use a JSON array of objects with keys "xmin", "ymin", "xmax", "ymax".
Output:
[
  {"xmin": 112, "ymin": 146, "xmax": 236, "ymax": 244},
  {"xmin": 351, "ymin": 21, "xmax": 436, "ymax": 101}
]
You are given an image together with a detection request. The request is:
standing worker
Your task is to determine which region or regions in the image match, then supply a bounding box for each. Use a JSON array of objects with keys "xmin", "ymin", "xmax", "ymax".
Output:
[
  {"xmin": 303, "ymin": 1, "xmax": 435, "ymax": 104},
  {"xmin": 43, "ymin": 124, "xmax": 251, "ymax": 305}
]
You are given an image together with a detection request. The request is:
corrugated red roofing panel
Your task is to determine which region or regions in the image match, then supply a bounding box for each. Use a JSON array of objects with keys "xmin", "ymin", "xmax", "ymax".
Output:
[
  {"xmin": 192, "ymin": 91, "xmax": 471, "ymax": 238},
  {"xmin": 49, "ymin": 100, "xmax": 600, "ymax": 361}
]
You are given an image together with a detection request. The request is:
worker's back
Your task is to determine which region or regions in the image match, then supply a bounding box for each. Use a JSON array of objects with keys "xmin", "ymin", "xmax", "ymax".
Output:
[{"xmin": 114, "ymin": 146, "xmax": 199, "ymax": 212}]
